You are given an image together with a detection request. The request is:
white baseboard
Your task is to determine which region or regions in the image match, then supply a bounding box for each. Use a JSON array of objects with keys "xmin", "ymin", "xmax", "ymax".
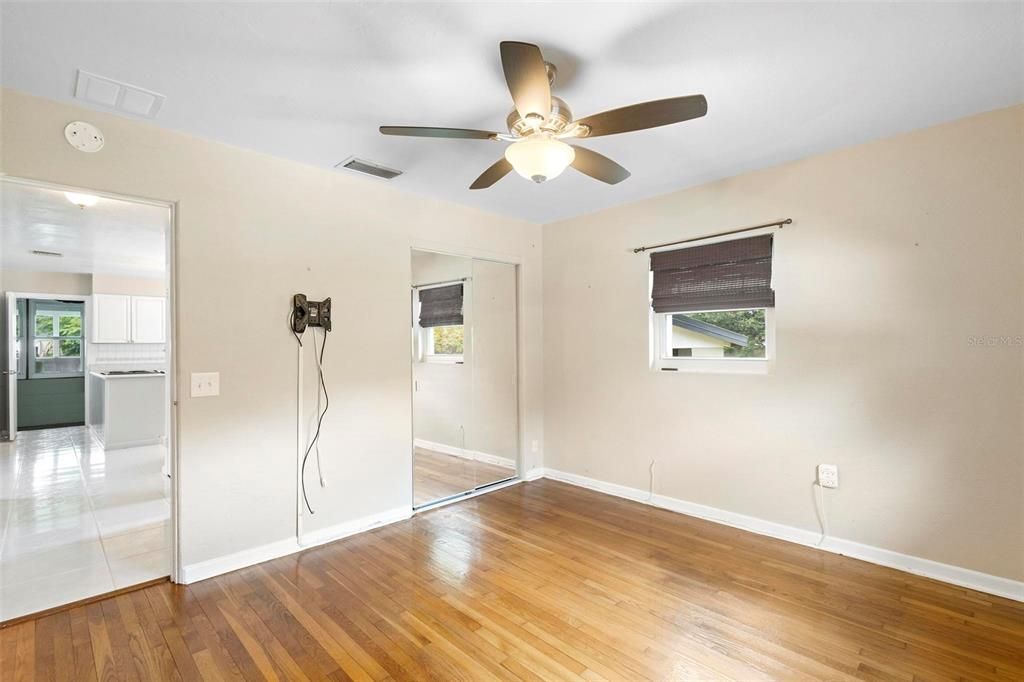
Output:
[
  {"xmin": 181, "ymin": 466, "xmax": 1022, "ymax": 601},
  {"xmin": 541, "ymin": 468, "xmax": 1024, "ymax": 602},
  {"xmin": 523, "ymin": 467, "xmax": 545, "ymax": 481},
  {"xmin": 414, "ymin": 438, "xmax": 516, "ymax": 469},
  {"xmin": 181, "ymin": 538, "xmax": 300, "ymax": 584},
  {"xmin": 181, "ymin": 506, "xmax": 412, "ymax": 584},
  {"xmin": 298, "ymin": 505, "xmax": 411, "ymax": 550}
]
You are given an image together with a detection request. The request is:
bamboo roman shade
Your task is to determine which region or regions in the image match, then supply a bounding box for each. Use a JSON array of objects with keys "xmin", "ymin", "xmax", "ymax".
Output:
[
  {"xmin": 650, "ymin": 234, "xmax": 775, "ymax": 313},
  {"xmin": 418, "ymin": 284, "xmax": 464, "ymax": 328}
]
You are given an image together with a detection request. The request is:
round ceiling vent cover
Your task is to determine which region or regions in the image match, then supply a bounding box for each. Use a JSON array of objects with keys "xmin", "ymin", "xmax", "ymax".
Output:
[{"xmin": 64, "ymin": 121, "xmax": 105, "ymax": 152}]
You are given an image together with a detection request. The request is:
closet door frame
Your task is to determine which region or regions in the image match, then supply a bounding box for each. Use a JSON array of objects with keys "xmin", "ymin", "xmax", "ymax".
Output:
[{"xmin": 409, "ymin": 246, "xmax": 522, "ymax": 511}]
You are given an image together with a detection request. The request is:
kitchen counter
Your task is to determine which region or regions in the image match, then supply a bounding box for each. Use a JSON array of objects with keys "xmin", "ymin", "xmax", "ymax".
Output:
[
  {"xmin": 90, "ymin": 370, "xmax": 166, "ymax": 380},
  {"xmin": 89, "ymin": 371, "xmax": 166, "ymax": 450}
]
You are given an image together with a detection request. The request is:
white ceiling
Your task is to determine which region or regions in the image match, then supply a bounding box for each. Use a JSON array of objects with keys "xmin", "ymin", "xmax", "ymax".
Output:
[
  {"xmin": 1, "ymin": 180, "xmax": 168, "ymax": 278},
  {"xmin": 2, "ymin": 3, "xmax": 1021, "ymax": 224}
]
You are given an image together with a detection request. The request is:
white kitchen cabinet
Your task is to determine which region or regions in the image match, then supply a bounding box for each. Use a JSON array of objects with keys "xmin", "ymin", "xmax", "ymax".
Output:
[
  {"xmin": 92, "ymin": 294, "xmax": 131, "ymax": 343},
  {"xmin": 92, "ymin": 294, "xmax": 166, "ymax": 343},
  {"xmin": 131, "ymin": 296, "xmax": 166, "ymax": 343}
]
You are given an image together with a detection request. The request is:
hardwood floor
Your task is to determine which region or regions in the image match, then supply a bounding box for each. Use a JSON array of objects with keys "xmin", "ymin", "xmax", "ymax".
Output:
[
  {"xmin": 413, "ymin": 447, "xmax": 515, "ymax": 507},
  {"xmin": 2, "ymin": 479, "xmax": 1022, "ymax": 680}
]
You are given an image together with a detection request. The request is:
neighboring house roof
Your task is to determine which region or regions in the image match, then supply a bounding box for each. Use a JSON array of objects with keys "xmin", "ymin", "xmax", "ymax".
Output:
[{"xmin": 672, "ymin": 315, "xmax": 748, "ymax": 346}]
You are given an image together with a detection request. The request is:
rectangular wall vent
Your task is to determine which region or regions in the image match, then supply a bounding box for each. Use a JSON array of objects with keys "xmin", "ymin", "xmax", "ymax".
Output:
[
  {"xmin": 335, "ymin": 156, "xmax": 402, "ymax": 180},
  {"xmin": 75, "ymin": 69, "xmax": 165, "ymax": 119}
]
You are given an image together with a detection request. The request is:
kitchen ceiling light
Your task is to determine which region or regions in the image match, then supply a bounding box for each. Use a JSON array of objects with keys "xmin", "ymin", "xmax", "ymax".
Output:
[
  {"xmin": 503, "ymin": 133, "xmax": 575, "ymax": 183},
  {"xmin": 64, "ymin": 192, "xmax": 99, "ymax": 208}
]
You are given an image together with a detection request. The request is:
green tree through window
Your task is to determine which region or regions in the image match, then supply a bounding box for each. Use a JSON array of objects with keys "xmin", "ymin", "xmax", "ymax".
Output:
[
  {"xmin": 685, "ymin": 310, "xmax": 766, "ymax": 358},
  {"xmin": 59, "ymin": 314, "xmax": 82, "ymax": 337},
  {"xmin": 433, "ymin": 326, "xmax": 464, "ymax": 355}
]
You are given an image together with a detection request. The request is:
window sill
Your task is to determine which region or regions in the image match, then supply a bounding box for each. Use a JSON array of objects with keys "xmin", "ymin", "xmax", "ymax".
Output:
[
  {"xmin": 654, "ymin": 358, "xmax": 770, "ymax": 375},
  {"xmin": 422, "ymin": 356, "xmax": 465, "ymax": 365}
]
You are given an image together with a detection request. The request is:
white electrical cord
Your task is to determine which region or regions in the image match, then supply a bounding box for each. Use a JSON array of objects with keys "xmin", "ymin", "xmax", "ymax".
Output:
[
  {"xmin": 814, "ymin": 482, "xmax": 829, "ymax": 547},
  {"xmin": 647, "ymin": 459, "xmax": 656, "ymax": 502},
  {"xmin": 310, "ymin": 327, "xmax": 326, "ymax": 488},
  {"xmin": 295, "ymin": 320, "xmax": 330, "ymax": 515}
]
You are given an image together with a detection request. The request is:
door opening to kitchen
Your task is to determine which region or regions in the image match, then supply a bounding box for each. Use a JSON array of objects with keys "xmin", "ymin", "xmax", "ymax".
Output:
[{"xmin": 0, "ymin": 178, "xmax": 175, "ymax": 624}]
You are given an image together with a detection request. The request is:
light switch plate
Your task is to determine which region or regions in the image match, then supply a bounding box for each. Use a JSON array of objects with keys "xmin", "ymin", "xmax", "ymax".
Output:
[{"xmin": 191, "ymin": 372, "xmax": 219, "ymax": 397}]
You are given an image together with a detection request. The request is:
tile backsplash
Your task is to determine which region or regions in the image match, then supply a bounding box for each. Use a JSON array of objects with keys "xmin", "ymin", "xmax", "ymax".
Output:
[{"xmin": 89, "ymin": 343, "xmax": 167, "ymax": 366}]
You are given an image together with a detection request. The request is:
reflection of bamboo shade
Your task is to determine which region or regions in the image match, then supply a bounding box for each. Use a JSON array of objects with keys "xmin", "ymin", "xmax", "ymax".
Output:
[
  {"xmin": 418, "ymin": 284, "xmax": 464, "ymax": 328},
  {"xmin": 650, "ymin": 235, "xmax": 775, "ymax": 313}
]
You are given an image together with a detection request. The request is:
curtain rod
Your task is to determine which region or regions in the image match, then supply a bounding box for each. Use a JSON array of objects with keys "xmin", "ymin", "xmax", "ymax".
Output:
[
  {"xmin": 412, "ymin": 277, "xmax": 469, "ymax": 290},
  {"xmin": 632, "ymin": 218, "xmax": 792, "ymax": 254}
]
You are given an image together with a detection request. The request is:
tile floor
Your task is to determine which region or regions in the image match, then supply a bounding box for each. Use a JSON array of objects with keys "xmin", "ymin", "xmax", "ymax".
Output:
[{"xmin": 0, "ymin": 426, "xmax": 170, "ymax": 622}]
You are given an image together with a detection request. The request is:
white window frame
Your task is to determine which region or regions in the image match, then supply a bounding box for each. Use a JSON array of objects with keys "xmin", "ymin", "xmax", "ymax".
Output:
[
  {"xmin": 651, "ymin": 306, "xmax": 775, "ymax": 375},
  {"xmin": 420, "ymin": 324, "xmax": 465, "ymax": 364},
  {"xmin": 28, "ymin": 300, "xmax": 86, "ymax": 379},
  {"xmin": 14, "ymin": 299, "xmax": 27, "ymax": 380}
]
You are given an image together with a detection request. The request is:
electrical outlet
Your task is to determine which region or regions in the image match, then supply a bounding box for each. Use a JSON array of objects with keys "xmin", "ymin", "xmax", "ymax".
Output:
[
  {"xmin": 531, "ymin": 440, "xmax": 539, "ymax": 453},
  {"xmin": 817, "ymin": 464, "xmax": 839, "ymax": 489},
  {"xmin": 190, "ymin": 372, "xmax": 220, "ymax": 398}
]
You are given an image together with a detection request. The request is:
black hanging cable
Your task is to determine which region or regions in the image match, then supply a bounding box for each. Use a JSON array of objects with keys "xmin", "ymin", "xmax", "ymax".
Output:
[
  {"xmin": 289, "ymin": 309, "xmax": 303, "ymax": 347},
  {"xmin": 300, "ymin": 327, "xmax": 329, "ymax": 515}
]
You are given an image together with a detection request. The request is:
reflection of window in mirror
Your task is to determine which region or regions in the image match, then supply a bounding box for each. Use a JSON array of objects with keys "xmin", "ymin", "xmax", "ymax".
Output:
[{"xmin": 423, "ymin": 324, "xmax": 464, "ymax": 363}]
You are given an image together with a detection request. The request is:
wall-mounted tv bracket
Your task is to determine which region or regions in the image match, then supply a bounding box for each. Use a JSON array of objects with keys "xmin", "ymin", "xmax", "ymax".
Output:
[{"xmin": 292, "ymin": 294, "xmax": 332, "ymax": 334}]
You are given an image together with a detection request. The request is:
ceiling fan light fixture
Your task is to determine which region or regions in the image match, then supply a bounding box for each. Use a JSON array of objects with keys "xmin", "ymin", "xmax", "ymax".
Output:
[{"xmin": 504, "ymin": 133, "xmax": 575, "ymax": 184}]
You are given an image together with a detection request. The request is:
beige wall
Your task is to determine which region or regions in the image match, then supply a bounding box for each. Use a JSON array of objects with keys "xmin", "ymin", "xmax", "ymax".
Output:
[
  {"xmin": 1, "ymin": 272, "xmax": 163, "ymax": 300},
  {"xmin": 92, "ymin": 274, "xmax": 166, "ymax": 297},
  {"xmin": 543, "ymin": 105, "xmax": 1024, "ymax": 581},
  {"xmin": 2, "ymin": 270, "xmax": 93, "ymax": 296},
  {"xmin": 1, "ymin": 89, "xmax": 544, "ymax": 567}
]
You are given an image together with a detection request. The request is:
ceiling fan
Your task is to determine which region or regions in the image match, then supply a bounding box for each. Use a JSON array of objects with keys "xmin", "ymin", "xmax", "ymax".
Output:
[{"xmin": 380, "ymin": 41, "xmax": 708, "ymax": 190}]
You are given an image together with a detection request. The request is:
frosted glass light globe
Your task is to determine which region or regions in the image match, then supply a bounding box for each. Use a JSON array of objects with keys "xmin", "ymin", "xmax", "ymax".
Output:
[{"xmin": 504, "ymin": 133, "xmax": 575, "ymax": 183}]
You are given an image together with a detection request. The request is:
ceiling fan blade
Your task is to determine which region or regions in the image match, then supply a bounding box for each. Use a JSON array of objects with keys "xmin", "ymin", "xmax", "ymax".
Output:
[
  {"xmin": 499, "ymin": 41, "xmax": 551, "ymax": 121},
  {"xmin": 570, "ymin": 146, "xmax": 631, "ymax": 185},
  {"xmin": 379, "ymin": 126, "xmax": 498, "ymax": 140},
  {"xmin": 470, "ymin": 157, "xmax": 513, "ymax": 190},
  {"xmin": 575, "ymin": 95, "xmax": 707, "ymax": 138}
]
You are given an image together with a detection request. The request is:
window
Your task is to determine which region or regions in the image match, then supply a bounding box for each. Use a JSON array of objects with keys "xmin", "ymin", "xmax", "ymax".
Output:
[
  {"xmin": 417, "ymin": 283, "xmax": 465, "ymax": 363},
  {"xmin": 432, "ymin": 325, "xmax": 464, "ymax": 355},
  {"xmin": 28, "ymin": 300, "xmax": 85, "ymax": 378},
  {"xmin": 420, "ymin": 324, "xmax": 465, "ymax": 363},
  {"xmin": 650, "ymin": 235, "xmax": 775, "ymax": 372}
]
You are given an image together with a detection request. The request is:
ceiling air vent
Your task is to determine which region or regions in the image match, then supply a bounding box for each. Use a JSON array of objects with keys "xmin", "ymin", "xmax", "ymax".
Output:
[
  {"xmin": 335, "ymin": 156, "xmax": 402, "ymax": 180},
  {"xmin": 74, "ymin": 69, "xmax": 165, "ymax": 119},
  {"xmin": 31, "ymin": 250, "xmax": 63, "ymax": 258}
]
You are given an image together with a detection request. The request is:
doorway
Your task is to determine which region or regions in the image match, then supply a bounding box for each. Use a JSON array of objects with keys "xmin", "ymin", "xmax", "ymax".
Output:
[
  {"xmin": 0, "ymin": 178, "xmax": 176, "ymax": 623},
  {"xmin": 411, "ymin": 249, "xmax": 519, "ymax": 508}
]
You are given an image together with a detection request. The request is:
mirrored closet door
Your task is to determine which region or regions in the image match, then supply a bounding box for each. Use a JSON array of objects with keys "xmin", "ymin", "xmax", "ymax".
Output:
[{"xmin": 411, "ymin": 250, "xmax": 518, "ymax": 508}]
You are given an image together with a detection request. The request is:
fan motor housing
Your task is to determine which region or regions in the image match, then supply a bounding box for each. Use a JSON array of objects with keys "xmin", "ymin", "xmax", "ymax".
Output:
[{"xmin": 506, "ymin": 96, "xmax": 574, "ymax": 137}]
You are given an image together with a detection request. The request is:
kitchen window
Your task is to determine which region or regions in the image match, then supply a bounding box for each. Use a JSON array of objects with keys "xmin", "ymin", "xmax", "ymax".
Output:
[
  {"xmin": 29, "ymin": 300, "xmax": 85, "ymax": 378},
  {"xmin": 650, "ymin": 235, "xmax": 775, "ymax": 373}
]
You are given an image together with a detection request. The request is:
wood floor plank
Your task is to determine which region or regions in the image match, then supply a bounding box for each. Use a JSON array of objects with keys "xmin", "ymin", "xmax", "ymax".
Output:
[
  {"xmin": 13, "ymin": 620, "xmax": 36, "ymax": 682},
  {"xmin": 3, "ymin": 479, "xmax": 1021, "ymax": 680},
  {"xmin": 67, "ymin": 607, "xmax": 99, "ymax": 682},
  {"xmin": 143, "ymin": 584, "xmax": 205, "ymax": 682},
  {"xmin": 85, "ymin": 601, "xmax": 118, "ymax": 682}
]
